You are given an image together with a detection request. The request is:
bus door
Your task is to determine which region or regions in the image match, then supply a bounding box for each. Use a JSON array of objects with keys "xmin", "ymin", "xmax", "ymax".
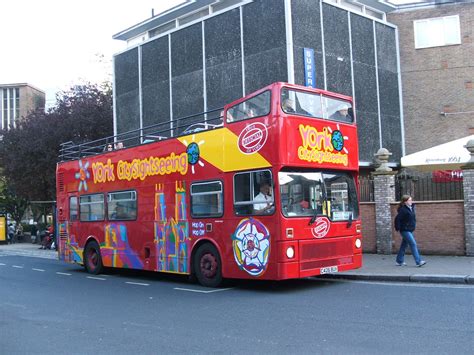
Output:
[
  {"xmin": 230, "ymin": 170, "xmax": 275, "ymax": 278},
  {"xmin": 60, "ymin": 193, "xmax": 80, "ymax": 262}
]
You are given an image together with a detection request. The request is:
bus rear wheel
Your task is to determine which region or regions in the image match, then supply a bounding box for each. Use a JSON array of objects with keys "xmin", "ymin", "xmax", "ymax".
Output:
[
  {"xmin": 194, "ymin": 243, "xmax": 222, "ymax": 288},
  {"xmin": 84, "ymin": 241, "xmax": 103, "ymax": 275}
]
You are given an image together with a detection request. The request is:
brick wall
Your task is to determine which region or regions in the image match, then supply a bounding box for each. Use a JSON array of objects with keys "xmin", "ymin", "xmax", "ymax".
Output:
[
  {"xmin": 390, "ymin": 201, "xmax": 465, "ymax": 256},
  {"xmin": 463, "ymin": 168, "xmax": 474, "ymax": 255},
  {"xmin": 360, "ymin": 203, "xmax": 376, "ymax": 253}
]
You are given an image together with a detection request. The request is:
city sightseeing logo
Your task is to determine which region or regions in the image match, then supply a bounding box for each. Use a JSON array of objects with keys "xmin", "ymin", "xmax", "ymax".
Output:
[
  {"xmin": 311, "ymin": 217, "xmax": 331, "ymax": 238},
  {"xmin": 238, "ymin": 122, "xmax": 268, "ymax": 155},
  {"xmin": 297, "ymin": 124, "xmax": 349, "ymax": 166}
]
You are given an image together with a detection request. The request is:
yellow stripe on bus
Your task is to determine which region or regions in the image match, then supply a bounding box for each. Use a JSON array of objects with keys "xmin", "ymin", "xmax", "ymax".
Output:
[{"xmin": 177, "ymin": 128, "xmax": 271, "ymax": 172}]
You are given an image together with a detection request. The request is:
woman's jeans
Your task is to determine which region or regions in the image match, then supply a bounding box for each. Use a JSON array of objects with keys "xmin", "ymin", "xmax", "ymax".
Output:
[{"xmin": 396, "ymin": 231, "xmax": 422, "ymax": 265}]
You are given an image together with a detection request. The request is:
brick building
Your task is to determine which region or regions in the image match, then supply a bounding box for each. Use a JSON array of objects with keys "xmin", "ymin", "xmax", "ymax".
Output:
[
  {"xmin": 388, "ymin": 0, "xmax": 474, "ymax": 155},
  {"xmin": 0, "ymin": 83, "xmax": 45, "ymax": 130}
]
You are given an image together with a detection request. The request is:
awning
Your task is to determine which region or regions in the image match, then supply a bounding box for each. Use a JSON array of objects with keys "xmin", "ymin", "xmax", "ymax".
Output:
[{"xmin": 401, "ymin": 135, "xmax": 473, "ymax": 172}]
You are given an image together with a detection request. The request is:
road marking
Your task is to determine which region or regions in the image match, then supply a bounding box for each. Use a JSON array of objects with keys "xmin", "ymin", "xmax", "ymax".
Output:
[
  {"xmin": 12, "ymin": 265, "xmax": 24, "ymax": 268},
  {"xmin": 125, "ymin": 281, "xmax": 149, "ymax": 286},
  {"xmin": 32, "ymin": 268, "xmax": 45, "ymax": 272},
  {"xmin": 87, "ymin": 276, "xmax": 106, "ymax": 281},
  {"xmin": 174, "ymin": 287, "xmax": 234, "ymax": 294},
  {"xmin": 0, "ymin": 263, "xmax": 6, "ymax": 266},
  {"xmin": 56, "ymin": 272, "xmax": 72, "ymax": 276}
]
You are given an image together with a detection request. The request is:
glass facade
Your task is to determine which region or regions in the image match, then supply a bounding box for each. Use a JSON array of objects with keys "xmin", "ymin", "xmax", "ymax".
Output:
[
  {"xmin": 114, "ymin": 0, "xmax": 402, "ymax": 164},
  {"xmin": 1, "ymin": 87, "xmax": 20, "ymax": 130}
]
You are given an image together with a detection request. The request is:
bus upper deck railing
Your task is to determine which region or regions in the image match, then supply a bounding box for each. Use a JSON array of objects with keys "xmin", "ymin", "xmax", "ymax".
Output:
[{"xmin": 59, "ymin": 107, "xmax": 223, "ymax": 162}]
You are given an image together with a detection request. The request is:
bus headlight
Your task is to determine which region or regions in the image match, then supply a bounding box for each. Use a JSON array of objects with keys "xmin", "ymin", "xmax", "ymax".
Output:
[
  {"xmin": 286, "ymin": 246, "xmax": 295, "ymax": 259},
  {"xmin": 355, "ymin": 238, "xmax": 362, "ymax": 249}
]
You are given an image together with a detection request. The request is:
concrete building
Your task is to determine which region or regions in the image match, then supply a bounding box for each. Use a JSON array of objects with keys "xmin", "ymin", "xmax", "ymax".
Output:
[
  {"xmin": 112, "ymin": 0, "xmax": 404, "ymax": 169},
  {"xmin": 0, "ymin": 83, "xmax": 45, "ymax": 130},
  {"xmin": 388, "ymin": 0, "xmax": 474, "ymax": 155}
]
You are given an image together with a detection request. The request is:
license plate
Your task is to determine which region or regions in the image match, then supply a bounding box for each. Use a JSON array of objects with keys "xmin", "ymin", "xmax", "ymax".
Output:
[{"xmin": 320, "ymin": 266, "xmax": 338, "ymax": 274}]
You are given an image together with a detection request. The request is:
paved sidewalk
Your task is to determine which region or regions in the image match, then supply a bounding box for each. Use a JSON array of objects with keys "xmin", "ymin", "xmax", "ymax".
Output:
[
  {"xmin": 0, "ymin": 242, "xmax": 57, "ymax": 260},
  {"xmin": 0, "ymin": 242, "xmax": 472, "ymax": 284}
]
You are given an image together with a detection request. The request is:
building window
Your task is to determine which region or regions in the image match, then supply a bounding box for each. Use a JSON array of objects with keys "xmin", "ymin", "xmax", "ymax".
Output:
[
  {"xmin": 149, "ymin": 21, "xmax": 176, "ymax": 38},
  {"xmin": 15, "ymin": 88, "xmax": 19, "ymax": 119},
  {"xmin": 9, "ymin": 88, "xmax": 14, "ymax": 127},
  {"xmin": 2, "ymin": 89, "xmax": 7, "ymax": 129},
  {"xmin": 414, "ymin": 15, "xmax": 461, "ymax": 49}
]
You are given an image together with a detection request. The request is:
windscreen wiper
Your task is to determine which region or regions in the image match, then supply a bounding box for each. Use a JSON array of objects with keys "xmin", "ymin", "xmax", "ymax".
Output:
[
  {"xmin": 308, "ymin": 213, "xmax": 318, "ymax": 226},
  {"xmin": 346, "ymin": 212, "xmax": 353, "ymax": 228}
]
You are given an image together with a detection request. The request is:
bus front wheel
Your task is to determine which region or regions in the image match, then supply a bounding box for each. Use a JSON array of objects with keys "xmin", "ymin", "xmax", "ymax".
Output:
[
  {"xmin": 84, "ymin": 241, "xmax": 103, "ymax": 275},
  {"xmin": 194, "ymin": 243, "xmax": 222, "ymax": 288}
]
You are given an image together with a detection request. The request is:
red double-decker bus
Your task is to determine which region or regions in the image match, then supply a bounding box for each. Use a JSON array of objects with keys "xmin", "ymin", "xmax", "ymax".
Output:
[{"xmin": 56, "ymin": 82, "xmax": 362, "ymax": 287}]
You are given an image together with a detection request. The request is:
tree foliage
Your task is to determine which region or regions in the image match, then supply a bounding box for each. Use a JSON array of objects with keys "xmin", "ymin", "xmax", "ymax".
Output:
[
  {"xmin": 0, "ymin": 174, "xmax": 28, "ymax": 223},
  {"xmin": 0, "ymin": 82, "xmax": 113, "ymax": 202}
]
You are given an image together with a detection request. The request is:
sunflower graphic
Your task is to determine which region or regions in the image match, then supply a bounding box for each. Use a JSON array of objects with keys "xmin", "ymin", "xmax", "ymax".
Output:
[{"xmin": 75, "ymin": 160, "xmax": 90, "ymax": 192}]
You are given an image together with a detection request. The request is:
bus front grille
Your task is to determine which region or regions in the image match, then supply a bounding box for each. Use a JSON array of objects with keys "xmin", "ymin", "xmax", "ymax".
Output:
[{"xmin": 300, "ymin": 238, "xmax": 353, "ymax": 261}]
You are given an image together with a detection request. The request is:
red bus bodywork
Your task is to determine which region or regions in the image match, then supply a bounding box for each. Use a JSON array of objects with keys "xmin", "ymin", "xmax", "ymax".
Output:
[{"xmin": 56, "ymin": 82, "xmax": 362, "ymax": 286}]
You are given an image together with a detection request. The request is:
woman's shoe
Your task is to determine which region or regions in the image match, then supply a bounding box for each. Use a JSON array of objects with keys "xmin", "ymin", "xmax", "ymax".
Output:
[{"xmin": 417, "ymin": 260, "xmax": 427, "ymax": 267}]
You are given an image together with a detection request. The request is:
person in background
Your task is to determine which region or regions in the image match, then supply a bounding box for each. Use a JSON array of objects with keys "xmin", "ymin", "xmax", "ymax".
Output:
[
  {"xmin": 111, "ymin": 203, "xmax": 127, "ymax": 220},
  {"xmin": 16, "ymin": 224, "xmax": 23, "ymax": 243},
  {"xmin": 31, "ymin": 223, "xmax": 38, "ymax": 244},
  {"xmin": 226, "ymin": 110, "xmax": 234, "ymax": 122},
  {"xmin": 282, "ymin": 98, "xmax": 296, "ymax": 113},
  {"xmin": 245, "ymin": 107, "xmax": 256, "ymax": 118},
  {"xmin": 394, "ymin": 195, "xmax": 426, "ymax": 267},
  {"xmin": 7, "ymin": 224, "xmax": 15, "ymax": 244},
  {"xmin": 253, "ymin": 182, "xmax": 274, "ymax": 214},
  {"xmin": 330, "ymin": 103, "xmax": 352, "ymax": 122}
]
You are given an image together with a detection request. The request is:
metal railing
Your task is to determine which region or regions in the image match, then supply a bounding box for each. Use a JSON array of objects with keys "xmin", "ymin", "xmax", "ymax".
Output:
[
  {"xmin": 358, "ymin": 176, "xmax": 374, "ymax": 202},
  {"xmin": 358, "ymin": 172, "xmax": 463, "ymax": 203},
  {"xmin": 59, "ymin": 107, "xmax": 223, "ymax": 162},
  {"xmin": 396, "ymin": 173, "xmax": 463, "ymax": 201}
]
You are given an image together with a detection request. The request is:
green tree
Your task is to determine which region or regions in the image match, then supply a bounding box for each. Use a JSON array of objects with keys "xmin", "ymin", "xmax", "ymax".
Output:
[
  {"xmin": 0, "ymin": 82, "xmax": 113, "ymax": 203},
  {"xmin": 0, "ymin": 174, "xmax": 28, "ymax": 225}
]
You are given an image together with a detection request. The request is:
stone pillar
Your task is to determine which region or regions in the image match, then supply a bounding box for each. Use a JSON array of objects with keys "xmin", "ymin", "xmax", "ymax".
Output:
[
  {"xmin": 372, "ymin": 148, "xmax": 397, "ymax": 254},
  {"xmin": 461, "ymin": 139, "xmax": 474, "ymax": 256}
]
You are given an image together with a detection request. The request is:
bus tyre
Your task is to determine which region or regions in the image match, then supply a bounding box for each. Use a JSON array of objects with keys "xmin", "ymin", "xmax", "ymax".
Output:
[
  {"xmin": 84, "ymin": 241, "xmax": 103, "ymax": 275},
  {"xmin": 194, "ymin": 243, "xmax": 222, "ymax": 288}
]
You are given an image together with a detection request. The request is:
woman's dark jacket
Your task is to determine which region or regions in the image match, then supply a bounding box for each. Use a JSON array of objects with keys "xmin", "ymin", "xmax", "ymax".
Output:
[{"xmin": 395, "ymin": 205, "xmax": 416, "ymax": 232}]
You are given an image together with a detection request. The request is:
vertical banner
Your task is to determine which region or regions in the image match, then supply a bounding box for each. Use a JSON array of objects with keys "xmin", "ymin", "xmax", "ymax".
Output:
[
  {"xmin": 303, "ymin": 48, "xmax": 316, "ymax": 88},
  {"xmin": 0, "ymin": 216, "xmax": 6, "ymax": 243}
]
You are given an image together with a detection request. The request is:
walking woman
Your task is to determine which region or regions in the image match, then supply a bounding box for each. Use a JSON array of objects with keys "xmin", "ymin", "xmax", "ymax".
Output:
[{"xmin": 394, "ymin": 195, "xmax": 427, "ymax": 267}]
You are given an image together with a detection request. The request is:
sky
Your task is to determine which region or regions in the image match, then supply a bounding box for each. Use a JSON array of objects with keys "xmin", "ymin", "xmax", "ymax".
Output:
[
  {"xmin": 0, "ymin": 0, "xmax": 423, "ymax": 108},
  {"xmin": 0, "ymin": 0, "xmax": 184, "ymax": 108}
]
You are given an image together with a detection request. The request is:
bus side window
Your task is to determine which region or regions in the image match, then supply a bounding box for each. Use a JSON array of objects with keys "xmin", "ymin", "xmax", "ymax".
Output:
[
  {"xmin": 108, "ymin": 190, "xmax": 137, "ymax": 221},
  {"xmin": 234, "ymin": 170, "xmax": 273, "ymax": 216},
  {"xmin": 69, "ymin": 196, "xmax": 78, "ymax": 221},
  {"xmin": 227, "ymin": 91, "xmax": 271, "ymax": 123},
  {"xmin": 79, "ymin": 194, "xmax": 105, "ymax": 221},
  {"xmin": 190, "ymin": 181, "xmax": 223, "ymax": 218}
]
